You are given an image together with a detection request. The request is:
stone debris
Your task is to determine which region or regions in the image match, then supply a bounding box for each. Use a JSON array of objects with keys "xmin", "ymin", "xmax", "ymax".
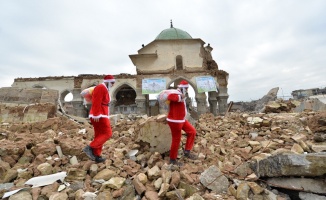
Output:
[
  {"xmin": 0, "ymin": 103, "xmax": 326, "ymax": 199},
  {"xmin": 251, "ymin": 153, "xmax": 326, "ymax": 177},
  {"xmin": 231, "ymin": 87, "xmax": 326, "ymax": 114},
  {"xmin": 266, "ymin": 177, "xmax": 326, "ymax": 195}
]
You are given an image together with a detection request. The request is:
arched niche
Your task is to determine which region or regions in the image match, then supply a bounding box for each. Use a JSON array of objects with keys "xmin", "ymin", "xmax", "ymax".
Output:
[
  {"xmin": 112, "ymin": 83, "xmax": 137, "ymax": 114},
  {"xmin": 176, "ymin": 55, "xmax": 183, "ymax": 70},
  {"xmin": 167, "ymin": 77, "xmax": 203, "ymax": 117},
  {"xmin": 59, "ymin": 90, "xmax": 74, "ymax": 114}
]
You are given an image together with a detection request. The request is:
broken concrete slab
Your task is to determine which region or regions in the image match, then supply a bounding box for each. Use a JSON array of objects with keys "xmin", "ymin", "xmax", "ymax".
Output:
[
  {"xmin": 267, "ymin": 177, "xmax": 326, "ymax": 194},
  {"xmin": 251, "ymin": 152, "xmax": 326, "ymax": 177},
  {"xmin": 135, "ymin": 116, "xmax": 172, "ymax": 153},
  {"xmin": 24, "ymin": 172, "xmax": 67, "ymax": 188},
  {"xmin": 299, "ymin": 192, "xmax": 326, "ymax": 200},
  {"xmin": 199, "ymin": 165, "xmax": 229, "ymax": 194}
]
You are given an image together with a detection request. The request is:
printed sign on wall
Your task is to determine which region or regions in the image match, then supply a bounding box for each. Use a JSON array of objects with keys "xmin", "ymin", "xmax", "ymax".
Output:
[
  {"xmin": 196, "ymin": 76, "xmax": 218, "ymax": 93},
  {"xmin": 142, "ymin": 78, "xmax": 166, "ymax": 94}
]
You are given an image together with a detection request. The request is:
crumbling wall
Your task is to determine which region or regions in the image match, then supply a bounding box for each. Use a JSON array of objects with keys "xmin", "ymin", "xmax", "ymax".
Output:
[
  {"xmin": 0, "ymin": 103, "xmax": 57, "ymax": 123},
  {"xmin": 0, "ymin": 87, "xmax": 58, "ymax": 105},
  {"xmin": 231, "ymin": 87, "xmax": 279, "ymax": 112},
  {"xmin": 0, "ymin": 87, "xmax": 58, "ymax": 123},
  {"xmin": 294, "ymin": 95, "xmax": 326, "ymax": 112}
]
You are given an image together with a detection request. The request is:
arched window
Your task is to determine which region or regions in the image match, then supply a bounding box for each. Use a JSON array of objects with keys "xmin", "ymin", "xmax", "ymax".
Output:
[{"xmin": 176, "ymin": 55, "xmax": 183, "ymax": 70}]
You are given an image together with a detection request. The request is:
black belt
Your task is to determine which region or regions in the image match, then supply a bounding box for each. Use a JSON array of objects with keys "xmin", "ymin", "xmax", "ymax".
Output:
[{"xmin": 102, "ymin": 103, "xmax": 109, "ymax": 106}]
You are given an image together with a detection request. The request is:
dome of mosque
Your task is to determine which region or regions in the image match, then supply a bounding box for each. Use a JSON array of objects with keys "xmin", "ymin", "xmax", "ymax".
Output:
[{"xmin": 155, "ymin": 22, "xmax": 192, "ymax": 40}]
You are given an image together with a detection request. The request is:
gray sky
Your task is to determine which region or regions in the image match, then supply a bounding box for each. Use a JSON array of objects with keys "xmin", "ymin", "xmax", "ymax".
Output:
[{"xmin": 1, "ymin": 0, "xmax": 325, "ymax": 102}]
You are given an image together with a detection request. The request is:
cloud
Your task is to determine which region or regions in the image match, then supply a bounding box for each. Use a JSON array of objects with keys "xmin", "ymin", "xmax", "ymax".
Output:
[{"xmin": 1, "ymin": 0, "xmax": 326, "ymax": 102}]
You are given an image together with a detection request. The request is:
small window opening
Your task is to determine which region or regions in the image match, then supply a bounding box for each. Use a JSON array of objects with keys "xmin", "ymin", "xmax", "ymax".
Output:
[{"xmin": 176, "ymin": 55, "xmax": 183, "ymax": 70}]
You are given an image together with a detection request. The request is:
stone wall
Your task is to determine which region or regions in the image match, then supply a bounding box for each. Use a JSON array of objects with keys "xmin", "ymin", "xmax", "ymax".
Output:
[
  {"xmin": 0, "ymin": 87, "xmax": 58, "ymax": 123},
  {"xmin": 10, "ymin": 73, "xmax": 228, "ymax": 117},
  {"xmin": 0, "ymin": 87, "xmax": 58, "ymax": 105},
  {"xmin": 294, "ymin": 95, "xmax": 326, "ymax": 112}
]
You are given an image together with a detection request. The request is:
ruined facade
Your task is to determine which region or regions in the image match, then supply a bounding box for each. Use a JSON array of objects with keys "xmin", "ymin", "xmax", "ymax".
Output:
[
  {"xmin": 292, "ymin": 87, "xmax": 326, "ymax": 100},
  {"xmin": 10, "ymin": 23, "xmax": 229, "ymax": 118}
]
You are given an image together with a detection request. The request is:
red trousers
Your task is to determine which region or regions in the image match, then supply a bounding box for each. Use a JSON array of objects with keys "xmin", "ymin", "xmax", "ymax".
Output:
[
  {"xmin": 90, "ymin": 118, "xmax": 112, "ymax": 156},
  {"xmin": 168, "ymin": 120, "xmax": 196, "ymax": 160}
]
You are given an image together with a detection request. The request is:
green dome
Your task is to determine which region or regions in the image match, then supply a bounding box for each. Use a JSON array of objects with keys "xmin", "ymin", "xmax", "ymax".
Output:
[{"xmin": 155, "ymin": 27, "xmax": 192, "ymax": 40}]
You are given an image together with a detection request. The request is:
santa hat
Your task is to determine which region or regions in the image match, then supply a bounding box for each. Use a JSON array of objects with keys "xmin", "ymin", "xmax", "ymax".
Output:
[
  {"xmin": 177, "ymin": 80, "xmax": 189, "ymax": 88},
  {"xmin": 103, "ymin": 75, "xmax": 115, "ymax": 83}
]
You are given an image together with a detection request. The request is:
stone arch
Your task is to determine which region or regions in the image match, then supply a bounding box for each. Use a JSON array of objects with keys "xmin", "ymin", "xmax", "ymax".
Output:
[
  {"xmin": 60, "ymin": 90, "xmax": 72, "ymax": 102},
  {"xmin": 167, "ymin": 76, "xmax": 201, "ymax": 112},
  {"xmin": 59, "ymin": 89, "xmax": 74, "ymax": 115},
  {"xmin": 111, "ymin": 82, "xmax": 137, "ymax": 102},
  {"xmin": 111, "ymin": 82, "xmax": 137, "ymax": 114},
  {"xmin": 166, "ymin": 76, "xmax": 197, "ymax": 92}
]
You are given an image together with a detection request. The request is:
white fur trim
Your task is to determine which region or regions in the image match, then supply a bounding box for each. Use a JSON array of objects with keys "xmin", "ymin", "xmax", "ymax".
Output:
[
  {"xmin": 178, "ymin": 84, "xmax": 189, "ymax": 88},
  {"xmin": 89, "ymin": 114, "xmax": 110, "ymax": 119},
  {"xmin": 167, "ymin": 118, "xmax": 186, "ymax": 123},
  {"xmin": 103, "ymin": 79, "xmax": 115, "ymax": 83}
]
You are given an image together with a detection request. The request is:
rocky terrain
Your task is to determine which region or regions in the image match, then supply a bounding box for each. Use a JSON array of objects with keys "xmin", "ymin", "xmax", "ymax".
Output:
[{"xmin": 0, "ymin": 105, "xmax": 326, "ymax": 199}]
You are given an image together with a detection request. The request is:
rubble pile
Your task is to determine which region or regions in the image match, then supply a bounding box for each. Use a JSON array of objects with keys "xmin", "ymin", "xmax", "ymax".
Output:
[
  {"xmin": 0, "ymin": 109, "xmax": 326, "ymax": 199},
  {"xmin": 232, "ymin": 98, "xmax": 302, "ymax": 114},
  {"xmin": 308, "ymin": 111, "xmax": 326, "ymax": 142},
  {"xmin": 263, "ymin": 99, "xmax": 301, "ymax": 113}
]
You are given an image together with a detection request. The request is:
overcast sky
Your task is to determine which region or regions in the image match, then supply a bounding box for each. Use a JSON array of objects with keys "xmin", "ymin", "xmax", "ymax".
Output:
[{"xmin": 1, "ymin": 0, "xmax": 325, "ymax": 102}]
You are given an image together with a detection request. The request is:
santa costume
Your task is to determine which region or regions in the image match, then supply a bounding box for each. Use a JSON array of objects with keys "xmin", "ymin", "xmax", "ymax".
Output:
[
  {"xmin": 167, "ymin": 80, "xmax": 197, "ymax": 165},
  {"xmin": 83, "ymin": 75, "xmax": 115, "ymax": 163}
]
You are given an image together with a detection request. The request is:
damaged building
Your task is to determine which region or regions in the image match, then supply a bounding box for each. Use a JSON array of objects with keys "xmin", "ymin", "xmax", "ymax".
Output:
[
  {"xmin": 1, "ymin": 23, "xmax": 326, "ymax": 200},
  {"xmin": 3, "ymin": 22, "xmax": 229, "ymax": 118},
  {"xmin": 292, "ymin": 87, "xmax": 326, "ymax": 100}
]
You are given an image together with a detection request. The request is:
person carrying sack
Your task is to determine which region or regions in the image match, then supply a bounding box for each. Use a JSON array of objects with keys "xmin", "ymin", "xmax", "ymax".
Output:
[
  {"xmin": 167, "ymin": 80, "xmax": 198, "ymax": 166},
  {"xmin": 83, "ymin": 74, "xmax": 115, "ymax": 163}
]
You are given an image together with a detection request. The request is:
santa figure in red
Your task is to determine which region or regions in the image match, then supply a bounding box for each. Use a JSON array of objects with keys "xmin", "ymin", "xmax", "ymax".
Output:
[
  {"xmin": 83, "ymin": 75, "xmax": 115, "ymax": 163},
  {"xmin": 167, "ymin": 80, "xmax": 198, "ymax": 166}
]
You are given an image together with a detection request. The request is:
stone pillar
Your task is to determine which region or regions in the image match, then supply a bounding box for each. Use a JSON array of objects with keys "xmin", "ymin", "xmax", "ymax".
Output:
[
  {"xmin": 217, "ymin": 86, "xmax": 229, "ymax": 114},
  {"xmin": 195, "ymin": 93, "xmax": 207, "ymax": 116},
  {"xmin": 136, "ymin": 98, "xmax": 146, "ymax": 114},
  {"xmin": 135, "ymin": 88, "xmax": 147, "ymax": 114},
  {"xmin": 217, "ymin": 97, "xmax": 228, "ymax": 114},
  {"xmin": 70, "ymin": 88, "xmax": 87, "ymax": 117},
  {"xmin": 185, "ymin": 93, "xmax": 191, "ymax": 111},
  {"xmin": 208, "ymin": 91, "xmax": 218, "ymax": 116},
  {"xmin": 109, "ymin": 100, "xmax": 117, "ymax": 114}
]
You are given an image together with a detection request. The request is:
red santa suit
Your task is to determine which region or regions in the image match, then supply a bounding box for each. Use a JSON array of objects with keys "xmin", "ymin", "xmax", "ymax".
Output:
[
  {"xmin": 88, "ymin": 75, "xmax": 114, "ymax": 157},
  {"xmin": 167, "ymin": 81, "xmax": 196, "ymax": 160}
]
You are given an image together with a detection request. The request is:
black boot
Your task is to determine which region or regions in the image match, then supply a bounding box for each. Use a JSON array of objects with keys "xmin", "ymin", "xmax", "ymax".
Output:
[
  {"xmin": 170, "ymin": 159, "xmax": 183, "ymax": 166},
  {"xmin": 83, "ymin": 145, "xmax": 95, "ymax": 161},
  {"xmin": 184, "ymin": 150, "xmax": 198, "ymax": 160},
  {"xmin": 95, "ymin": 156, "xmax": 106, "ymax": 163}
]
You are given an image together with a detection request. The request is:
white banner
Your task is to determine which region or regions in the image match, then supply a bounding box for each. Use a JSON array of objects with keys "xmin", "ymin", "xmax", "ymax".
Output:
[
  {"xmin": 142, "ymin": 78, "xmax": 166, "ymax": 94},
  {"xmin": 196, "ymin": 76, "xmax": 218, "ymax": 93}
]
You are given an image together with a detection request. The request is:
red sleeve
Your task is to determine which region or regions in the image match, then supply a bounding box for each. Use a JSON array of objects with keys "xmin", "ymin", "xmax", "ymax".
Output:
[
  {"xmin": 91, "ymin": 84, "xmax": 107, "ymax": 117},
  {"xmin": 167, "ymin": 93, "xmax": 181, "ymax": 102}
]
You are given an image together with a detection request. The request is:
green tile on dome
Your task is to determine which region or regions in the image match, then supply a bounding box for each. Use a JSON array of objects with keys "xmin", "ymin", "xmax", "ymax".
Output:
[{"xmin": 155, "ymin": 27, "xmax": 192, "ymax": 40}]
